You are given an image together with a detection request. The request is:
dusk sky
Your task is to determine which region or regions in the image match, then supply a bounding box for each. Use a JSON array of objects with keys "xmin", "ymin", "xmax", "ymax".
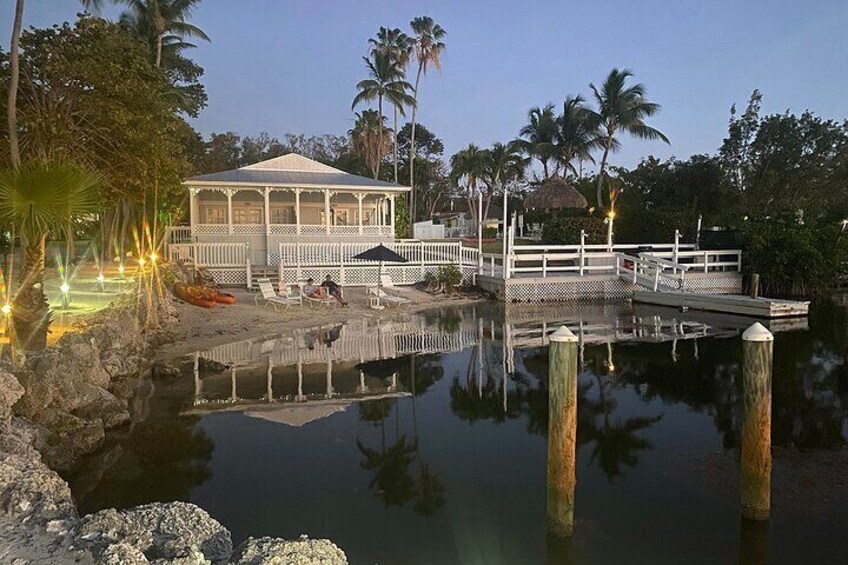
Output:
[{"xmin": 8, "ymin": 0, "xmax": 848, "ymax": 170}]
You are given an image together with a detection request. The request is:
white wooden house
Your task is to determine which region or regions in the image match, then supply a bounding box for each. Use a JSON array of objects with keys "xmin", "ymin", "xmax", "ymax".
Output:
[{"xmin": 166, "ymin": 153, "xmax": 479, "ymax": 286}]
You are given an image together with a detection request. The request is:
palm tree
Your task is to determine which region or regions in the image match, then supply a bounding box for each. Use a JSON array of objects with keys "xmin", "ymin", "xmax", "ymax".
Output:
[
  {"xmin": 450, "ymin": 144, "xmax": 487, "ymax": 226},
  {"xmin": 119, "ymin": 0, "xmax": 210, "ymax": 68},
  {"xmin": 555, "ymin": 95, "xmax": 600, "ymax": 177},
  {"xmin": 368, "ymin": 27, "xmax": 413, "ymax": 184},
  {"xmin": 350, "ymin": 110, "xmax": 391, "ymax": 179},
  {"xmin": 517, "ymin": 104, "xmax": 559, "ymax": 180},
  {"xmin": 0, "ymin": 163, "xmax": 100, "ymax": 351},
  {"xmin": 587, "ymin": 68, "xmax": 669, "ymax": 209},
  {"xmin": 482, "ymin": 141, "xmax": 526, "ymax": 231},
  {"xmin": 408, "ymin": 16, "xmax": 446, "ymax": 222},
  {"xmin": 352, "ymin": 51, "xmax": 415, "ymax": 180}
]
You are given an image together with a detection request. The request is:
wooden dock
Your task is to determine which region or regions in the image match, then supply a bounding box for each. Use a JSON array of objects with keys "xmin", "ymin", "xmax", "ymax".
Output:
[{"xmin": 633, "ymin": 291, "xmax": 809, "ymax": 318}]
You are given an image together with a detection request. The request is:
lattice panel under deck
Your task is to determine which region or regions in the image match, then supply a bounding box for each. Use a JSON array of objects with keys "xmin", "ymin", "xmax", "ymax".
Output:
[
  {"xmin": 682, "ymin": 274, "xmax": 742, "ymax": 294},
  {"xmin": 504, "ymin": 278, "xmax": 637, "ymax": 303},
  {"xmin": 208, "ymin": 269, "xmax": 247, "ymax": 286}
]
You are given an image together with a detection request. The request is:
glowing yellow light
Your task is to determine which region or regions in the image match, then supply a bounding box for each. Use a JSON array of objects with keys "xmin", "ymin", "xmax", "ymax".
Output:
[
  {"xmin": 138, "ymin": 258, "xmax": 147, "ymax": 267},
  {"xmin": 97, "ymin": 274, "xmax": 105, "ymax": 283},
  {"xmin": 1, "ymin": 304, "xmax": 11, "ymax": 315},
  {"xmin": 608, "ymin": 364, "xmax": 616, "ymax": 372},
  {"xmin": 150, "ymin": 252, "xmax": 158, "ymax": 263},
  {"xmin": 60, "ymin": 283, "xmax": 70, "ymax": 293},
  {"xmin": 607, "ymin": 210, "xmax": 617, "ymax": 220},
  {"xmin": 118, "ymin": 265, "xmax": 125, "ymax": 274}
]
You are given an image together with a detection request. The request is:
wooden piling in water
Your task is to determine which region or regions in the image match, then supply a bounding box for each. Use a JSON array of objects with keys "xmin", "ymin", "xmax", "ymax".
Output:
[
  {"xmin": 741, "ymin": 322, "xmax": 773, "ymax": 521},
  {"xmin": 547, "ymin": 325, "xmax": 579, "ymax": 537}
]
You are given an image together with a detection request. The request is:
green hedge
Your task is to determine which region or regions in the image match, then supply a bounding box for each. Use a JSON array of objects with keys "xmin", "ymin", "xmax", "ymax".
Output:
[{"xmin": 541, "ymin": 216, "xmax": 606, "ymax": 245}]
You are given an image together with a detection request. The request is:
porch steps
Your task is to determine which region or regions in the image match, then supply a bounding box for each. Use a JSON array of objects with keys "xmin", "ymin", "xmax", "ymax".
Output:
[{"xmin": 249, "ymin": 266, "xmax": 279, "ymax": 290}]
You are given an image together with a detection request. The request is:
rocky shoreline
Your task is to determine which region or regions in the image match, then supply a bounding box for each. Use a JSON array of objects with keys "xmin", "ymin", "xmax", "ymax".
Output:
[{"xmin": 0, "ymin": 285, "xmax": 348, "ymax": 564}]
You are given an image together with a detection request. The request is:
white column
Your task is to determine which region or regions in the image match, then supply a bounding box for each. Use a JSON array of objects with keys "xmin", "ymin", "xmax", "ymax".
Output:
[
  {"xmin": 294, "ymin": 189, "xmax": 301, "ymax": 236},
  {"xmin": 264, "ymin": 187, "xmax": 271, "ymax": 235},
  {"xmin": 389, "ymin": 194, "xmax": 395, "ymax": 238},
  {"xmin": 264, "ymin": 187, "xmax": 271, "ymax": 265},
  {"xmin": 357, "ymin": 193, "xmax": 364, "ymax": 235},
  {"xmin": 226, "ymin": 189, "xmax": 234, "ymax": 235},
  {"xmin": 189, "ymin": 188, "xmax": 197, "ymax": 234},
  {"xmin": 324, "ymin": 190, "xmax": 332, "ymax": 235}
]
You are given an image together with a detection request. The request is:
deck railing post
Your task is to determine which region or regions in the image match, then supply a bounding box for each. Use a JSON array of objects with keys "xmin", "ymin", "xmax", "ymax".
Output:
[
  {"xmin": 673, "ymin": 229, "xmax": 680, "ymax": 264},
  {"xmin": 653, "ymin": 266, "xmax": 660, "ymax": 291},
  {"xmin": 542, "ymin": 254, "xmax": 547, "ymax": 277},
  {"xmin": 704, "ymin": 250, "xmax": 709, "ymax": 273},
  {"xmin": 579, "ymin": 230, "xmax": 586, "ymax": 276},
  {"xmin": 245, "ymin": 242, "xmax": 252, "ymax": 289},
  {"xmin": 296, "ymin": 241, "xmax": 302, "ymax": 281}
]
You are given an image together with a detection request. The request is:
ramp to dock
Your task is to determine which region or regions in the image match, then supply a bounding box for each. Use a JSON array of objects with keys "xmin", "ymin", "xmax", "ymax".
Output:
[{"xmin": 633, "ymin": 290, "xmax": 809, "ymax": 318}]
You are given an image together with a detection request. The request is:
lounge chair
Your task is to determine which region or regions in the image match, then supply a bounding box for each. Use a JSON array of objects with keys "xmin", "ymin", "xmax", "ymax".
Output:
[
  {"xmin": 254, "ymin": 279, "xmax": 301, "ymax": 310},
  {"xmin": 303, "ymin": 284, "xmax": 338, "ymax": 308},
  {"xmin": 379, "ymin": 274, "xmax": 412, "ymax": 295},
  {"xmin": 367, "ymin": 286, "xmax": 410, "ymax": 307}
]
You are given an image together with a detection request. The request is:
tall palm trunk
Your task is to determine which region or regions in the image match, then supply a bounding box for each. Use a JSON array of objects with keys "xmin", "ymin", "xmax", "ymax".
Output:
[
  {"xmin": 13, "ymin": 234, "xmax": 49, "ymax": 351},
  {"xmin": 7, "ymin": 0, "xmax": 25, "ymax": 167},
  {"xmin": 595, "ymin": 139, "xmax": 612, "ymax": 210},
  {"xmin": 376, "ymin": 96, "xmax": 384, "ymax": 180},
  {"xmin": 393, "ymin": 106, "xmax": 398, "ymax": 183},
  {"xmin": 408, "ymin": 64, "xmax": 424, "ymax": 223}
]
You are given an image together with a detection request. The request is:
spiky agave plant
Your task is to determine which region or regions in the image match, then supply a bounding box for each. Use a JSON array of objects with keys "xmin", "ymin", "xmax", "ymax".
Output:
[{"xmin": 0, "ymin": 162, "xmax": 101, "ymax": 350}]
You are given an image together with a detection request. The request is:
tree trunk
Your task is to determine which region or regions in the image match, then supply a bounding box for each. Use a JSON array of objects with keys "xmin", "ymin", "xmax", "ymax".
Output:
[
  {"xmin": 13, "ymin": 234, "xmax": 49, "ymax": 351},
  {"xmin": 7, "ymin": 0, "xmax": 25, "ymax": 167},
  {"xmin": 156, "ymin": 33, "xmax": 163, "ymax": 68},
  {"xmin": 393, "ymin": 106, "xmax": 398, "ymax": 184},
  {"xmin": 595, "ymin": 140, "xmax": 612, "ymax": 210},
  {"xmin": 376, "ymin": 96, "xmax": 384, "ymax": 180},
  {"xmin": 409, "ymin": 64, "xmax": 424, "ymax": 224}
]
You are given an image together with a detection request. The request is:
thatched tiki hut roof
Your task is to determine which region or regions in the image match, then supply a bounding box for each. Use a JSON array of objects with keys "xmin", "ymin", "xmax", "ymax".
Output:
[{"xmin": 523, "ymin": 176, "xmax": 588, "ymax": 210}]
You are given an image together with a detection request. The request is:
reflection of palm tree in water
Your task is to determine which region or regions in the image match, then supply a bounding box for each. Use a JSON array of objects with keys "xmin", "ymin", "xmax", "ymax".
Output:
[{"xmin": 356, "ymin": 364, "xmax": 446, "ymax": 515}]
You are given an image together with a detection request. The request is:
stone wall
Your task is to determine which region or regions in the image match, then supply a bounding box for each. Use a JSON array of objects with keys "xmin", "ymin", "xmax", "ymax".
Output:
[{"xmin": 0, "ymin": 281, "xmax": 347, "ymax": 564}]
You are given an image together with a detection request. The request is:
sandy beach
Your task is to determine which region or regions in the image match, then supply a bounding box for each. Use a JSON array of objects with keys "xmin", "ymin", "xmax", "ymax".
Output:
[{"xmin": 156, "ymin": 285, "xmax": 486, "ymax": 360}]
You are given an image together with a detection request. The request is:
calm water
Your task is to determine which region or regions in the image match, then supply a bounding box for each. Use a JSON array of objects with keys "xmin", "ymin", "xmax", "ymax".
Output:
[{"xmin": 69, "ymin": 300, "xmax": 848, "ymax": 564}]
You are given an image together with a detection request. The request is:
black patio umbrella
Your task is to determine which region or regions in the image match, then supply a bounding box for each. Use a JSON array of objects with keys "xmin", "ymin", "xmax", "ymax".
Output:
[
  {"xmin": 355, "ymin": 357, "xmax": 407, "ymax": 379},
  {"xmin": 352, "ymin": 244, "xmax": 408, "ymax": 307}
]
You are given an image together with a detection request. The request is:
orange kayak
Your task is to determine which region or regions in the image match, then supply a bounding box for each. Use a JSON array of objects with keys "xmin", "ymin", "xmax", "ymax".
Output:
[
  {"xmin": 173, "ymin": 283, "xmax": 217, "ymax": 308},
  {"xmin": 193, "ymin": 287, "xmax": 237, "ymax": 304}
]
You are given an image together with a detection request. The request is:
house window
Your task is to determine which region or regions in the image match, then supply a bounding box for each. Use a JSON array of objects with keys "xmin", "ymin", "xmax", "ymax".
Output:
[
  {"xmin": 333, "ymin": 209, "xmax": 350, "ymax": 226},
  {"xmin": 233, "ymin": 207, "xmax": 263, "ymax": 224},
  {"xmin": 202, "ymin": 206, "xmax": 227, "ymax": 224},
  {"xmin": 270, "ymin": 206, "xmax": 295, "ymax": 224}
]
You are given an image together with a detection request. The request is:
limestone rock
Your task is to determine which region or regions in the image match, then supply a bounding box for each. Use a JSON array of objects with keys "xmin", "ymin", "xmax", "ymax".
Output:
[
  {"xmin": 231, "ymin": 536, "xmax": 348, "ymax": 565},
  {"xmin": 73, "ymin": 387, "xmax": 131, "ymax": 430},
  {"xmin": 0, "ymin": 450, "xmax": 77, "ymax": 525},
  {"xmin": 99, "ymin": 542, "xmax": 150, "ymax": 564},
  {"xmin": 76, "ymin": 502, "xmax": 232, "ymax": 563},
  {"xmin": 31, "ymin": 410, "xmax": 105, "ymax": 472},
  {"xmin": 0, "ymin": 369, "xmax": 24, "ymax": 421},
  {"xmin": 101, "ymin": 351, "xmax": 145, "ymax": 380}
]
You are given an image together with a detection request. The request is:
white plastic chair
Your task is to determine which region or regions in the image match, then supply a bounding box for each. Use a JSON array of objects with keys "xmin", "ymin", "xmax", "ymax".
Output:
[{"xmin": 254, "ymin": 280, "xmax": 301, "ymax": 310}]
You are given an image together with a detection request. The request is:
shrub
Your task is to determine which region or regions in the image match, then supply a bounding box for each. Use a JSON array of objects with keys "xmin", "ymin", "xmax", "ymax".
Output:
[
  {"xmin": 481, "ymin": 226, "xmax": 498, "ymax": 239},
  {"xmin": 742, "ymin": 216, "xmax": 845, "ymax": 296},
  {"xmin": 541, "ymin": 216, "xmax": 606, "ymax": 245},
  {"xmin": 436, "ymin": 264, "xmax": 463, "ymax": 292}
]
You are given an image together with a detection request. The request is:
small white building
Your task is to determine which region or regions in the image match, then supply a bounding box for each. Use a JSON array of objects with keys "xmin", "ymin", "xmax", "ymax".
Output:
[{"xmin": 176, "ymin": 153, "xmax": 409, "ymax": 266}]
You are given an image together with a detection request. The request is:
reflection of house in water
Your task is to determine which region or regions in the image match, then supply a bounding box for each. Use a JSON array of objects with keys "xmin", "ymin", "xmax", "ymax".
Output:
[
  {"xmin": 183, "ymin": 305, "xmax": 807, "ymax": 425},
  {"xmin": 184, "ymin": 318, "xmax": 478, "ymax": 425}
]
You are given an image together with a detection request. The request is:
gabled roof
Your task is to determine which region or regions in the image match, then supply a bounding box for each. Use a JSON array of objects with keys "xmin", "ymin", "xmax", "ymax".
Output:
[{"xmin": 185, "ymin": 153, "xmax": 408, "ymax": 192}]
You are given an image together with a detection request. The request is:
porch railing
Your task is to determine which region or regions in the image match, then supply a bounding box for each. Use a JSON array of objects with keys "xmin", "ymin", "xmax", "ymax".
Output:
[{"xmin": 168, "ymin": 242, "xmax": 248, "ymax": 267}]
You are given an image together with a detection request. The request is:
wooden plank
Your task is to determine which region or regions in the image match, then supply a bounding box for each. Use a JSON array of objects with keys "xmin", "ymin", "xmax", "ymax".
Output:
[{"xmin": 633, "ymin": 290, "xmax": 809, "ymax": 318}]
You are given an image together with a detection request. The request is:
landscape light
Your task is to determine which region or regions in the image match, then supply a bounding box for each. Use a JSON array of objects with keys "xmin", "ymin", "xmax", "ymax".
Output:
[
  {"xmin": 97, "ymin": 274, "xmax": 105, "ymax": 283},
  {"xmin": 607, "ymin": 210, "xmax": 617, "ymax": 220},
  {"xmin": 97, "ymin": 273, "xmax": 106, "ymax": 292},
  {"xmin": 60, "ymin": 283, "xmax": 70, "ymax": 294},
  {"xmin": 138, "ymin": 257, "xmax": 147, "ymax": 267},
  {"xmin": 60, "ymin": 283, "xmax": 70, "ymax": 309},
  {"xmin": 118, "ymin": 264, "xmax": 125, "ymax": 275},
  {"xmin": 1, "ymin": 304, "xmax": 10, "ymax": 315},
  {"xmin": 150, "ymin": 252, "xmax": 158, "ymax": 263}
]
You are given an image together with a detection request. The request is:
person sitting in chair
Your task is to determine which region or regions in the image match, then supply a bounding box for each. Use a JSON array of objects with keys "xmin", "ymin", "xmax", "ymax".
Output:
[
  {"xmin": 304, "ymin": 278, "xmax": 346, "ymax": 306},
  {"xmin": 321, "ymin": 275, "xmax": 348, "ymax": 306}
]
